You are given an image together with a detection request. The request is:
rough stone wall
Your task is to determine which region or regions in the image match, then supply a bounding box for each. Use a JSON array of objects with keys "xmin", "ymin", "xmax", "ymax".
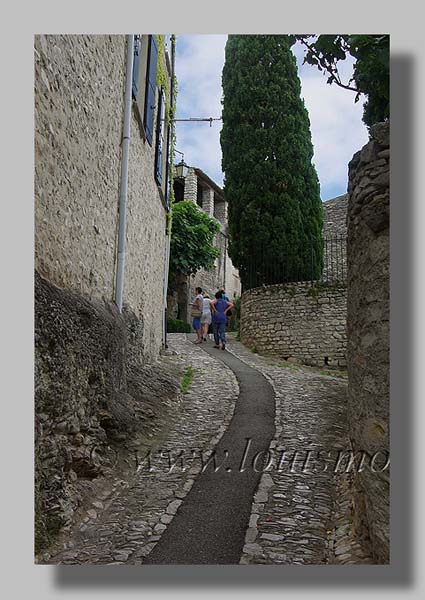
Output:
[
  {"xmin": 35, "ymin": 272, "xmax": 180, "ymax": 553},
  {"xmin": 202, "ymin": 187, "xmax": 214, "ymax": 217},
  {"xmin": 183, "ymin": 168, "xmax": 197, "ymax": 203},
  {"xmin": 241, "ymin": 283, "xmax": 347, "ymax": 367},
  {"xmin": 323, "ymin": 194, "xmax": 348, "ymax": 237},
  {"xmin": 34, "ymin": 34, "xmax": 168, "ymax": 361},
  {"xmin": 322, "ymin": 194, "xmax": 348, "ymax": 283},
  {"xmin": 190, "ymin": 229, "xmax": 228, "ymax": 297},
  {"xmin": 214, "ymin": 198, "xmax": 228, "ymax": 223},
  {"xmin": 346, "ymin": 121, "xmax": 390, "ymax": 563}
]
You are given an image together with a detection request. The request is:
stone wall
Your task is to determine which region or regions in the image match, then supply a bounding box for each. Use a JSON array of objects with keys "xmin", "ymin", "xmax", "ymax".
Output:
[
  {"xmin": 35, "ymin": 272, "xmax": 180, "ymax": 553},
  {"xmin": 323, "ymin": 194, "xmax": 348, "ymax": 237},
  {"xmin": 241, "ymin": 283, "xmax": 347, "ymax": 367},
  {"xmin": 346, "ymin": 121, "xmax": 390, "ymax": 563},
  {"xmin": 34, "ymin": 34, "xmax": 169, "ymax": 361}
]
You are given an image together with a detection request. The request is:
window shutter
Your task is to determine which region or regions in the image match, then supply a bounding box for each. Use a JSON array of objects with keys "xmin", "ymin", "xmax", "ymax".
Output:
[
  {"xmin": 155, "ymin": 88, "xmax": 165, "ymax": 185},
  {"xmin": 132, "ymin": 35, "xmax": 142, "ymax": 99},
  {"xmin": 144, "ymin": 35, "xmax": 158, "ymax": 146},
  {"xmin": 164, "ymin": 123, "xmax": 171, "ymax": 210}
]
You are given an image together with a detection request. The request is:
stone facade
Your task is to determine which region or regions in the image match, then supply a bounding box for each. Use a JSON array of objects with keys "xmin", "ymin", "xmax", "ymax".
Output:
[
  {"xmin": 35, "ymin": 34, "xmax": 171, "ymax": 361},
  {"xmin": 168, "ymin": 168, "xmax": 241, "ymax": 321},
  {"xmin": 34, "ymin": 35, "xmax": 176, "ymax": 552},
  {"xmin": 323, "ymin": 194, "xmax": 348, "ymax": 237},
  {"xmin": 241, "ymin": 283, "xmax": 347, "ymax": 367},
  {"xmin": 346, "ymin": 121, "xmax": 390, "ymax": 563}
]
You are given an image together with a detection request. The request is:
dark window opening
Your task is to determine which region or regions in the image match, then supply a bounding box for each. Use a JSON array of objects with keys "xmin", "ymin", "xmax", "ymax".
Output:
[
  {"xmin": 196, "ymin": 182, "xmax": 203, "ymax": 208},
  {"xmin": 173, "ymin": 179, "xmax": 184, "ymax": 202},
  {"xmin": 324, "ymin": 357, "xmax": 329, "ymax": 366}
]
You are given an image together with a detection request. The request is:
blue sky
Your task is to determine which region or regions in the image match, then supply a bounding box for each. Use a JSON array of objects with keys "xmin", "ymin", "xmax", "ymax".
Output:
[{"xmin": 173, "ymin": 34, "xmax": 369, "ymax": 202}]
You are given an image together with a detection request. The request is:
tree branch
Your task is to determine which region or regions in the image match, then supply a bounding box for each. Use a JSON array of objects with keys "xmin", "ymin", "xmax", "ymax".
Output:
[{"xmin": 297, "ymin": 37, "xmax": 359, "ymax": 93}]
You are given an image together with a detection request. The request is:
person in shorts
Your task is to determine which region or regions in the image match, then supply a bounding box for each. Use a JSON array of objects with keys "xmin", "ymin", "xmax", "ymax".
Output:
[{"xmin": 191, "ymin": 287, "xmax": 204, "ymax": 344}]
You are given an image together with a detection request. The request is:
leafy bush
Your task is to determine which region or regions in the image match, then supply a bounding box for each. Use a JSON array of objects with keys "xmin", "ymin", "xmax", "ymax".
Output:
[{"xmin": 167, "ymin": 319, "xmax": 191, "ymax": 333}]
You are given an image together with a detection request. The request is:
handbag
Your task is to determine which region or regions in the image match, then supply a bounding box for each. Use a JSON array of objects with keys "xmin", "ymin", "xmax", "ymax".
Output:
[{"xmin": 191, "ymin": 306, "xmax": 202, "ymax": 318}]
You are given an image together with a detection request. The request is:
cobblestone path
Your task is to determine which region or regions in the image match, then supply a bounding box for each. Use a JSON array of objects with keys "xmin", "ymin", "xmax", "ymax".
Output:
[
  {"xmin": 46, "ymin": 334, "xmax": 239, "ymax": 564},
  {"xmin": 222, "ymin": 337, "xmax": 372, "ymax": 565},
  {"xmin": 45, "ymin": 333, "xmax": 371, "ymax": 565}
]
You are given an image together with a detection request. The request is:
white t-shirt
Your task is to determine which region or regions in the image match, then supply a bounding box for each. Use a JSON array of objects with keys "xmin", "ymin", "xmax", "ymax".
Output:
[{"xmin": 202, "ymin": 298, "xmax": 212, "ymax": 314}]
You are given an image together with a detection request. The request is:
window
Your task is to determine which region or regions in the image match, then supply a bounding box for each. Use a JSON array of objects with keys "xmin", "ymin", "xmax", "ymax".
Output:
[
  {"xmin": 155, "ymin": 88, "xmax": 166, "ymax": 186},
  {"xmin": 132, "ymin": 35, "xmax": 158, "ymax": 146}
]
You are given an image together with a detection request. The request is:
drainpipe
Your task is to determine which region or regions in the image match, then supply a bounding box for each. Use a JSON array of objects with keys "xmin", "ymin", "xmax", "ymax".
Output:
[
  {"xmin": 115, "ymin": 34, "xmax": 134, "ymax": 313},
  {"xmin": 162, "ymin": 35, "xmax": 176, "ymax": 346}
]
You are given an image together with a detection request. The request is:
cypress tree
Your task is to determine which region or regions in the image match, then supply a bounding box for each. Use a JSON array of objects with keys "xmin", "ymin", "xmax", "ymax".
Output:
[{"xmin": 221, "ymin": 35, "xmax": 323, "ymax": 288}]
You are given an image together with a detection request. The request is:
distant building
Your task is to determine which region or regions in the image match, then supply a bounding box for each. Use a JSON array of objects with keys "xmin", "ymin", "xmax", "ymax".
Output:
[{"xmin": 168, "ymin": 166, "xmax": 241, "ymax": 322}]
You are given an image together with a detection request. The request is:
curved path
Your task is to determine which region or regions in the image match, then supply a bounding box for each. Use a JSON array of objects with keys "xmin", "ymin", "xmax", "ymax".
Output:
[{"xmin": 144, "ymin": 338, "xmax": 275, "ymax": 564}]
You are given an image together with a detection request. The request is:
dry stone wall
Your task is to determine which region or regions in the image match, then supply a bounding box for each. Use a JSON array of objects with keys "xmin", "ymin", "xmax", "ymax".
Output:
[
  {"xmin": 239, "ymin": 196, "xmax": 348, "ymax": 367},
  {"xmin": 323, "ymin": 194, "xmax": 348, "ymax": 237},
  {"xmin": 34, "ymin": 34, "xmax": 168, "ymax": 361},
  {"xmin": 241, "ymin": 283, "xmax": 347, "ymax": 367},
  {"xmin": 35, "ymin": 272, "xmax": 180, "ymax": 554},
  {"xmin": 346, "ymin": 121, "xmax": 390, "ymax": 563}
]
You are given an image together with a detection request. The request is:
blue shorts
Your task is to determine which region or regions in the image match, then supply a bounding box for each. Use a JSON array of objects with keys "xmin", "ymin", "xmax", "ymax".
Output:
[{"xmin": 192, "ymin": 317, "xmax": 201, "ymax": 331}]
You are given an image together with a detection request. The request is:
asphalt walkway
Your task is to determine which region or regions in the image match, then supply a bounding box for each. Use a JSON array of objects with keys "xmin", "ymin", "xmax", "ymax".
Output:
[{"xmin": 143, "ymin": 337, "xmax": 275, "ymax": 564}]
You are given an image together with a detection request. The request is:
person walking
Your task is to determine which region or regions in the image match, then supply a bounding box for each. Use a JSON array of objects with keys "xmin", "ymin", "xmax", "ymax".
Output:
[
  {"xmin": 190, "ymin": 287, "xmax": 204, "ymax": 344},
  {"xmin": 211, "ymin": 290, "xmax": 234, "ymax": 350},
  {"xmin": 201, "ymin": 292, "xmax": 213, "ymax": 342}
]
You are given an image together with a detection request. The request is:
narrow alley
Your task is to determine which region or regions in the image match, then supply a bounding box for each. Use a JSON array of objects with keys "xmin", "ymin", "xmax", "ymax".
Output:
[{"xmin": 42, "ymin": 334, "xmax": 372, "ymax": 565}]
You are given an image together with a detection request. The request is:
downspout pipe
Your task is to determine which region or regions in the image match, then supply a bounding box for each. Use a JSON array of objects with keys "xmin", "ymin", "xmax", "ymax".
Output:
[
  {"xmin": 162, "ymin": 35, "xmax": 176, "ymax": 347},
  {"xmin": 115, "ymin": 34, "xmax": 134, "ymax": 313}
]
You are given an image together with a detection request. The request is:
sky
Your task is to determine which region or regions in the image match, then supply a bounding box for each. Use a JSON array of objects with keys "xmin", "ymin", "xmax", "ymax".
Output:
[{"xmin": 173, "ymin": 34, "xmax": 370, "ymax": 202}]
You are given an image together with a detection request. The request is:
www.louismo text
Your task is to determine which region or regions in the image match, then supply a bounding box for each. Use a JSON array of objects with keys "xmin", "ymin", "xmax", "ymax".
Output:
[{"xmin": 96, "ymin": 438, "xmax": 389, "ymax": 475}]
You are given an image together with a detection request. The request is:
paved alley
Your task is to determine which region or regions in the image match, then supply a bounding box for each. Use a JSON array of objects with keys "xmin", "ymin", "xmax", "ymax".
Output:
[{"xmin": 44, "ymin": 333, "xmax": 371, "ymax": 565}]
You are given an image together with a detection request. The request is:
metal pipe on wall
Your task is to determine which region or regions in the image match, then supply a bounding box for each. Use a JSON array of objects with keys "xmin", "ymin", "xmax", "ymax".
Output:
[{"xmin": 115, "ymin": 34, "xmax": 134, "ymax": 313}]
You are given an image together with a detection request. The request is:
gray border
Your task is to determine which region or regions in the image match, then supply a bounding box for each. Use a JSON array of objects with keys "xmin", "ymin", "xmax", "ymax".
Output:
[{"xmin": 2, "ymin": 0, "xmax": 423, "ymax": 597}]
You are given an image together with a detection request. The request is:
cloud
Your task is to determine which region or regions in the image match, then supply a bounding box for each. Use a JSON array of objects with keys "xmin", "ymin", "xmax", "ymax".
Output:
[
  {"xmin": 294, "ymin": 43, "xmax": 369, "ymax": 200},
  {"xmin": 174, "ymin": 35, "xmax": 370, "ymax": 200},
  {"xmin": 174, "ymin": 35, "xmax": 226, "ymax": 186}
]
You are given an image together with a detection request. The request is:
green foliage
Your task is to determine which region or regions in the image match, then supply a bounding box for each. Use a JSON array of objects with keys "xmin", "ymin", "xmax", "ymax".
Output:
[
  {"xmin": 169, "ymin": 201, "xmax": 221, "ymax": 279},
  {"xmin": 251, "ymin": 345, "xmax": 258, "ymax": 354},
  {"xmin": 221, "ymin": 35, "xmax": 323, "ymax": 289},
  {"xmin": 167, "ymin": 318, "xmax": 191, "ymax": 333},
  {"xmin": 156, "ymin": 35, "xmax": 170, "ymax": 126},
  {"xmin": 293, "ymin": 35, "xmax": 389, "ymax": 128},
  {"xmin": 180, "ymin": 365, "xmax": 194, "ymax": 394}
]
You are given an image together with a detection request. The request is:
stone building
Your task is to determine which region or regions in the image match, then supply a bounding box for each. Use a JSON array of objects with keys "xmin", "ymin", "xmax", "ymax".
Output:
[
  {"xmin": 168, "ymin": 167, "xmax": 241, "ymax": 322},
  {"xmin": 35, "ymin": 34, "xmax": 173, "ymax": 360},
  {"xmin": 34, "ymin": 35, "xmax": 179, "ymax": 553}
]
